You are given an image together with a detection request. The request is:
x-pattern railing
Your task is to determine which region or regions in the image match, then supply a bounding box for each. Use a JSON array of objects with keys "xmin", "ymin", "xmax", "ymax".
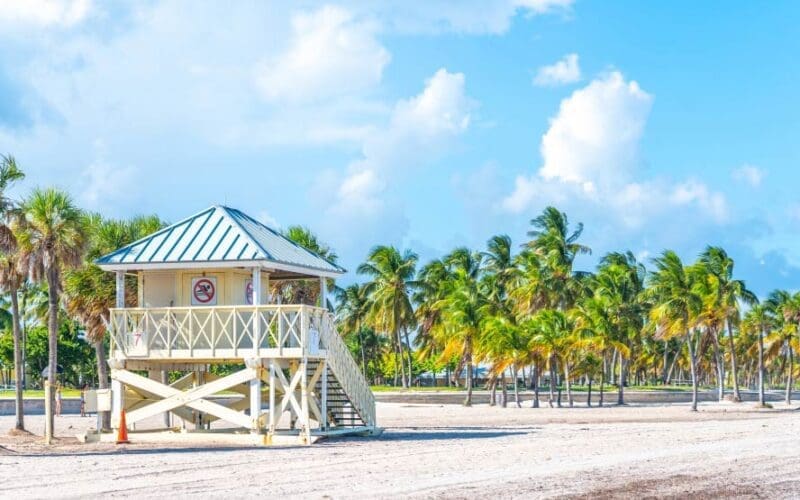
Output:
[{"xmin": 109, "ymin": 305, "xmax": 316, "ymax": 357}]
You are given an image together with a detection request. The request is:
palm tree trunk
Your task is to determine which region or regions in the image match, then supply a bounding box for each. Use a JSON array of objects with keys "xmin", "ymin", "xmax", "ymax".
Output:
[
  {"xmin": 489, "ymin": 377, "xmax": 497, "ymax": 406},
  {"xmin": 599, "ymin": 357, "xmax": 605, "ymax": 407},
  {"xmin": 358, "ymin": 328, "xmax": 367, "ymax": 377},
  {"xmin": 11, "ymin": 285, "xmax": 24, "ymax": 431},
  {"xmin": 403, "ymin": 328, "xmax": 414, "ymax": 386},
  {"xmin": 711, "ymin": 329, "xmax": 725, "ymax": 401},
  {"xmin": 94, "ymin": 339, "xmax": 111, "ymax": 430},
  {"xmin": 395, "ymin": 329, "xmax": 407, "ymax": 388},
  {"xmin": 686, "ymin": 330, "xmax": 699, "ymax": 411},
  {"xmin": 785, "ymin": 344, "xmax": 794, "ymax": 405},
  {"xmin": 758, "ymin": 326, "xmax": 765, "ymax": 407},
  {"xmin": 532, "ymin": 363, "xmax": 540, "ymax": 408},
  {"xmin": 513, "ymin": 367, "xmax": 520, "ymax": 408},
  {"xmin": 464, "ymin": 356, "xmax": 473, "ymax": 407},
  {"xmin": 587, "ymin": 377, "xmax": 593, "ymax": 407},
  {"xmin": 662, "ymin": 340, "xmax": 669, "ymax": 384},
  {"xmin": 45, "ymin": 266, "xmax": 59, "ymax": 444},
  {"xmin": 617, "ymin": 356, "xmax": 626, "ymax": 405},
  {"xmin": 548, "ymin": 354, "xmax": 556, "ymax": 408},
  {"xmin": 725, "ymin": 319, "xmax": 741, "ymax": 401},
  {"xmin": 501, "ymin": 372, "xmax": 508, "ymax": 408},
  {"xmin": 665, "ymin": 338, "xmax": 685, "ymax": 384},
  {"xmin": 564, "ymin": 361, "xmax": 573, "ymax": 407}
]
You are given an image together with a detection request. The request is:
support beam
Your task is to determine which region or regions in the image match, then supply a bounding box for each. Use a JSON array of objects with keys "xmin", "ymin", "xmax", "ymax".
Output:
[
  {"xmin": 321, "ymin": 360, "xmax": 328, "ymax": 430},
  {"xmin": 113, "ymin": 368, "xmax": 257, "ymax": 429},
  {"xmin": 115, "ymin": 271, "xmax": 125, "ymax": 308},
  {"xmin": 246, "ymin": 358, "xmax": 263, "ymax": 433}
]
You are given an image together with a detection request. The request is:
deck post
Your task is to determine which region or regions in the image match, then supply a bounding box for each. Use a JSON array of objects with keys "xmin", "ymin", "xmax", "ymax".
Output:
[
  {"xmin": 321, "ymin": 358, "xmax": 328, "ymax": 430},
  {"xmin": 301, "ymin": 357, "xmax": 310, "ymax": 444},
  {"xmin": 111, "ymin": 274, "xmax": 124, "ymax": 431},
  {"xmin": 247, "ymin": 358, "xmax": 263, "ymax": 433},
  {"xmin": 268, "ymin": 359, "xmax": 277, "ymax": 437}
]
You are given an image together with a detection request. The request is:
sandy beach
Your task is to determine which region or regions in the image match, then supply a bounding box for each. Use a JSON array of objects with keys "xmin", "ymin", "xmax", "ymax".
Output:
[{"xmin": 1, "ymin": 401, "xmax": 798, "ymax": 499}]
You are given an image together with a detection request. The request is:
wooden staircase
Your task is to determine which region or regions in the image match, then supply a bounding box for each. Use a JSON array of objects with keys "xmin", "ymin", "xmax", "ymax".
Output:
[{"xmin": 307, "ymin": 361, "xmax": 366, "ymax": 428}]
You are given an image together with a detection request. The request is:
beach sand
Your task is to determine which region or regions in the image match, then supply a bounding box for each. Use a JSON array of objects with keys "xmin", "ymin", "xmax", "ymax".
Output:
[{"xmin": 1, "ymin": 401, "xmax": 798, "ymax": 498}]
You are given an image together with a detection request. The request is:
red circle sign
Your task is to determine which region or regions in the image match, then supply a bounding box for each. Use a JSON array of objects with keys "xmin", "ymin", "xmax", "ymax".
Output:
[{"xmin": 193, "ymin": 278, "xmax": 215, "ymax": 304}]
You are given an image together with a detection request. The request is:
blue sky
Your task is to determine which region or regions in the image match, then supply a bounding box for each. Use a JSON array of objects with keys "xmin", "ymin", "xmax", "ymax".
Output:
[{"xmin": 1, "ymin": 1, "xmax": 799, "ymax": 296}]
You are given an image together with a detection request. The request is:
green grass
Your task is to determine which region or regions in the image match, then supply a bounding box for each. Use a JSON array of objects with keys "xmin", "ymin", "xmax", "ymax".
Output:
[
  {"xmin": 0, "ymin": 389, "xmax": 82, "ymax": 399},
  {"xmin": 370, "ymin": 385, "xmax": 466, "ymax": 392},
  {"xmin": 369, "ymin": 384, "xmax": 700, "ymax": 393}
]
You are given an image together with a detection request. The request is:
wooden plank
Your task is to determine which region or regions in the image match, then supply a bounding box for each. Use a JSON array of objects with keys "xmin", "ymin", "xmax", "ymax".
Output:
[{"xmin": 115, "ymin": 369, "xmax": 256, "ymax": 428}]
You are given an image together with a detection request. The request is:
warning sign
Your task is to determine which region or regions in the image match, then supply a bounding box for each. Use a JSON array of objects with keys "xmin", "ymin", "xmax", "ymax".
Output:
[
  {"xmin": 191, "ymin": 277, "xmax": 217, "ymax": 306},
  {"xmin": 245, "ymin": 279, "xmax": 253, "ymax": 305}
]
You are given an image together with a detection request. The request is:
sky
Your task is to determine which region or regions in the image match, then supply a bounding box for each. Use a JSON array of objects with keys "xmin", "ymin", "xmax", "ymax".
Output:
[{"xmin": 1, "ymin": 0, "xmax": 800, "ymax": 297}]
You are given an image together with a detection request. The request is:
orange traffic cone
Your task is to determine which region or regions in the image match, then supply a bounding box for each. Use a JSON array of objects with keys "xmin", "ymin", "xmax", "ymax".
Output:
[{"xmin": 116, "ymin": 409, "xmax": 130, "ymax": 444}]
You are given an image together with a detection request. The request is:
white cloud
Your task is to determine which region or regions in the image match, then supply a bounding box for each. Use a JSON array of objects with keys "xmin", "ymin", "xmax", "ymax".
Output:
[
  {"xmin": 502, "ymin": 71, "xmax": 729, "ymax": 227},
  {"xmin": 0, "ymin": 0, "xmax": 91, "ymax": 27},
  {"xmin": 318, "ymin": 68, "xmax": 474, "ymax": 251},
  {"xmin": 539, "ymin": 71, "xmax": 652, "ymax": 186},
  {"xmin": 352, "ymin": 0, "xmax": 573, "ymax": 35},
  {"xmin": 255, "ymin": 6, "xmax": 390, "ymax": 103},
  {"xmin": 79, "ymin": 157, "xmax": 137, "ymax": 211},
  {"xmin": 533, "ymin": 53, "xmax": 581, "ymax": 86},
  {"xmin": 670, "ymin": 179, "xmax": 729, "ymax": 223},
  {"xmin": 514, "ymin": 0, "xmax": 575, "ymax": 14},
  {"xmin": 257, "ymin": 211, "xmax": 280, "ymax": 229},
  {"xmin": 732, "ymin": 164, "xmax": 765, "ymax": 187}
]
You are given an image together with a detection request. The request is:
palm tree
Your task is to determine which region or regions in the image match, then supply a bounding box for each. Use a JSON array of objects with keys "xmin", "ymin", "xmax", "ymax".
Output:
[
  {"xmin": 594, "ymin": 252, "xmax": 646, "ymax": 405},
  {"xmin": 526, "ymin": 309, "xmax": 574, "ymax": 408},
  {"xmin": 335, "ymin": 283, "xmax": 371, "ymax": 376},
  {"xmin": 526, "ymin": 206, "xmax": 591, "ymax": 310},
  {"xmin": 648, "ymin": 250, "xmax": 703, "ymax": 411},
  {"xmin": 742, "ymin": 304, "xmax": 774, "ymax": 407},
  {"xmin": 15, "ymin": 188, "xmax": 87, "ymax": 443},
  {"xmin": 63, "ymin": 214, "xmax": 163, "ymax": 430},
  {"xmin": 0, "ymin": 154, "xmax": 25, "ymax": 430},
  {"xmin": 434, "ymin": 267, "xmax": 488, "ymax": 406},
  {"xmin": 698, "ymin": 247, "xmax": 756, "ymax": 401},
  {"xmin": 280, "ymin": 225, "xmax": 339, "ymax": 306},
  {"xmin": 358, "ymin": 246, "xmax": 418, "ymax": 388},
  {"xmin": 766, "ymin": 290, "xmax": 800, "ymax": 404}
]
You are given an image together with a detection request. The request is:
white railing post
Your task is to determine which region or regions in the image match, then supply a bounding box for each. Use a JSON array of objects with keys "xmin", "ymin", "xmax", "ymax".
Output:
[
  {"xmin": 321, "ymin": 358, "xmax": 328, "ymax": 430},
  {"xmin": 252, "ymin": 267, "xmax": 262, "ymax": 354}
]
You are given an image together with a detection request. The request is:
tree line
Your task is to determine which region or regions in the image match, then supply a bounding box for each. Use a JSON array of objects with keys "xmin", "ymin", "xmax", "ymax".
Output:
[
  {"xmin": 337, "ymin": 207, "xmax": 800, "ymax": 411},
  {"xmin": 2, "ymin": 152, "xmax": 798, "ymax": 444}
]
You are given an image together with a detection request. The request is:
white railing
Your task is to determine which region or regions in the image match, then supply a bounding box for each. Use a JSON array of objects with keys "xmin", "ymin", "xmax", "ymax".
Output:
[
  {"xmin": 108, "ymin": 305, "xmax": 328, "ymax": 359},
  {"xmin": 318, "ymin": 312, "xmax": 376, "ymax": 428}
]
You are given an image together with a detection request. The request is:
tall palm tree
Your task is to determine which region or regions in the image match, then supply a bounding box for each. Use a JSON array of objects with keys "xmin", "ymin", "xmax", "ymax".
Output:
[
  {"xmin": 766, "ymin": 290, "xmax": 800, "ymax": 404},
  {"xmin": 526, "ymin": 309, "xmax": 574, "ymax": 408},
  {"xmin": 698, "ymin": 246, "xmax": 756, "ymax": 401},
  {"xmin": 742, "ymin": 304, "xmax": 774, "ymax": 407},
  {"xmin": 434, "ymin": 267, "xmax": 488, "ymax": 406},
  {"xmin": 15, "ymin": 188, "xmax": 87, "ymax": 443},
  {"xmin": 63, "ymin": 214, "xmax": 164, "ymax": 429},
  {"xmin": 594, "ymin": 252, "xmax": 646, "ymax": 405},
  {"xmin": 358, "ymin": 246, "xmax": 418, "ymax": 388},
  {"xmin": 335, "ymin": 283, "xmax": 371, "ymax": 376},
  {"xmin": 0, "ymin": 154, "xmax": 25, "ymax": 430},
  {"xmin": 648, "ymin": 250, "xmax": 703, "ymax": 411}
]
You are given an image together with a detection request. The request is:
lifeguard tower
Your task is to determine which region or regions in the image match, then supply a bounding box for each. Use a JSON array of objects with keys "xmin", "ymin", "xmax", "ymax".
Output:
[{"xmin": 95, "ymin": 205, "xmax": 376, "ymax": 445}]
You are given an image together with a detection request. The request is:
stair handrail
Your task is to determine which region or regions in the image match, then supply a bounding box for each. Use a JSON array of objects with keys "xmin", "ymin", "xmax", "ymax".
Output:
[{"xmin": 317, "ymin": 310, "xmax": 376, "ymax": 427}]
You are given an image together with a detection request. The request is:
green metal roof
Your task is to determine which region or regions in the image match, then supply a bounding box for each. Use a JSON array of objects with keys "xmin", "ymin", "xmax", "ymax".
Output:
[{"xmin": 96, "ymin": 205, "xmax": 345, "ymax": 275}]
